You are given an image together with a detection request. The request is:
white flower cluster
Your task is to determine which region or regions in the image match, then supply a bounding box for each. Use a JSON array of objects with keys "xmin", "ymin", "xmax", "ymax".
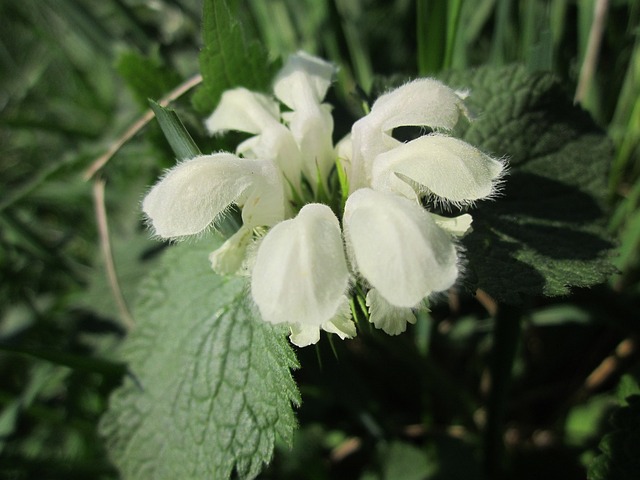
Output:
[{"xmin": 143, "ymin": 52, "xmax": 505, "ymax": 347}]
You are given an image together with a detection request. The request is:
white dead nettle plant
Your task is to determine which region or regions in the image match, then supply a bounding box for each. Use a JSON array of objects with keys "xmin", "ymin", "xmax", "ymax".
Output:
[{"xmin": 142, "ymin": 52, "xmax": 506, "ymax": 347}]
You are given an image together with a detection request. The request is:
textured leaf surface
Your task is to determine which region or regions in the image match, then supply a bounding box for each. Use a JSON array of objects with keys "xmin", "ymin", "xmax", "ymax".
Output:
[
  {"xmin": 588, "ymin": 395, "xmax": 640, "ymax": 480},
  {"xmin": 100, "ymin": 239, "xmax": 299, "ymax": 479},
  {"xmin": 192, "ymin": 0, "xmax": 277, "ymax": 113},
  {"xmin": 442, "ymin": 66, "xmax": 616, "ymax": 302},
  {"xmin": 116, "ymin": 50, "xmax": 182, "ymax": 108}
]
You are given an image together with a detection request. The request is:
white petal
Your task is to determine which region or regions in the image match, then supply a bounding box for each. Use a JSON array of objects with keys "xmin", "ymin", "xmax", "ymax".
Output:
[
  {"xmin": 431, "ymin": 213, "xmax": 473, "ymax": 237},
  {"xmin": 234, "ymin": 124, "xmax": 305, "ymax": 196},
  {"xmin": 209, "ymin": 226, "xmax": 252, "ymax": 275},
  {"xmin": 289, "ymin": 298, "xmax": 355, "ymax": 346},
  {"xmin": 343, "ymin": 188, "xmax": 458, "ymax": 307},
  {"xmin": 237, "ymin": 161, "xmax": 287, "ymax": 228},
  {"xmin": 251, "ymin": 204, "xmax": 350, "ymax": 327},
  {"xmin": 372, "ymin": 135, "xmax": 505, "ymax": 203},
  {"xmin": 370, "ymin": 78, "xmax": 465, "ymax": 133},
  {"xmin": 322, "ymin": 297, "xmax": 356, "ymax": 339},
  {"xmin": 275, "ymin": 52, "xmax": 336, "ymax": 186},
  {"xmin": 335, "ymin": 133, "xmax": 353, "ymax": 164},
  {"xmin": 273, "ymin": 51, "xmax": 335, "ymax": 109},
  {"xmin": 142, "ymin": 154, "xmax": 284, "ymax": 238},
  {"xmin": 366, "ymin": 288, "xmax": 416, "ymax": 335},
  {"xmin": 205, "ymin": 88, "xmax": 280, "ymax": 135},
  {"xmin": 349, "ymin": 79, "xmax": 467, "ymax": 193},
  {"xmin": 284, "ymin": 103, "xmax": 335, "ymax": 185},
  {"xmin": 289, "ymin": 324, "xmax": 320, "ymax": 347}
]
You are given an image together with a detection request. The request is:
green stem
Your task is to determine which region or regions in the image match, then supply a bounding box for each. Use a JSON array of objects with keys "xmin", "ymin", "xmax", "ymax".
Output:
[{"xmin": 483, "ymin": 304, "xmax": 522, "ymax": 479}]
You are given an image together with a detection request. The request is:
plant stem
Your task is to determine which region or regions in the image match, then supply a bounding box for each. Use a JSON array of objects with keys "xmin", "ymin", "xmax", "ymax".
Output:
[
  {"xmin": 483, "ymin": 303, "xmax": 522, "ymax": 479},
  {"xmin": 417, "ymin": 0, "xmax": 447, "ymax": 75}
]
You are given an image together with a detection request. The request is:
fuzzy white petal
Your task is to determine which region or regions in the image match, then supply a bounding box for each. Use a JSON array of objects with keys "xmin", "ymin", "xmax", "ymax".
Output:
[
  {"xmin": 275, "ymin": 53, "xmax": 336, "ymax": 186},
  {"xmin": 209, "ymin": 226, "xmax": 252, "ymax": 275},
  {"xmin": 205, "ymin": 88, "xmax": 280, "ymax": 135},
  {"xmin": 349, "ymin": 79, "xmax": 467, "ymax": 191},
  {"xmin": 142, "ymin": 154, "xmax": 284, "ymax": 238},
  {"xmin": 205, "ymin": 88, "xmax": 305, "ymax": 191},
  {"xmin": 343, "ymin": 189, "xmax": 458, "ymax": 307},
  {"xmin": 235, "ymin": 125, "xmax": 304, "ymax": 196},
  {"xmin": 289, "ymin": 324, "xmax": 321, "ymax": 347},
  {"xmin": 431, "ymin": 213, "xmax": 473, "ymax": 237},
  {"xmin": 251, "ymin": 204, "xmax": 350, "ymax": 327},
  {"xmin": 370, "ymin": 78, "xmax": 465, "ymax": 133},
  {"xmin": 321, "ymin": 297, "xmax": 356, "ymax": 339},
  {"xmin": 335, "ymin": 133, "xmax": 353, "ymax": 163},
  {"xmin": 372, "ymin": 135, "xmax": 505, "ymax": 203},
  {"xmin": 273, "ymin": 52, "xmax": 335, "ymax": 109},
  {"xmin": 366, "ymin": 289, "xmax": 417, "ymax": 335},
  {"xmin": 284, "ymin": 103, "xmax": 335, "ymax": 184}
]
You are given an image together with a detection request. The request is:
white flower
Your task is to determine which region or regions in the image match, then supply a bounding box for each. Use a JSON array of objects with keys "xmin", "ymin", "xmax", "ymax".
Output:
[
  {"xmin": 205, "ymin": 88, "xmax": 303, "ymax": 195},
  {"xmin": 349, "ymin": 78, "xmax": 469, "ymax": 192},
  {"xmin": 205, "ymin": 52, "xmax": 336, "ymax": 196},
  {"xmin": 274, "ymin": 52, "xmax": 336, "ymax": 186},
  {"xmin": 143, "ymin": 52, "xmax": 508, "ymax": 347},
  {"xmin": 142, "ymin": 153, "xmax": 285, "ymax": 239},
  {"xmin": 371, "ymin": 134, "xmax": 505, "ymax": 205},
  {"xmin": 343, "ymin": 188, "xmax": 458, "ymax": 308},
  {"xmin": 250, "ymin": 203, "xmax": 354, "ymax": 346}
]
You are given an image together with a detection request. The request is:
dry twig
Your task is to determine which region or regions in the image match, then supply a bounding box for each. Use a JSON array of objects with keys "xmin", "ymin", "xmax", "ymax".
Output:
[
  {"xmin": 92, "ymin": 178, "xmax": 135, "ymax": 331},
  {"xmin": 83, "ymin": 73, "xmax": 203, "ymax": 180}
]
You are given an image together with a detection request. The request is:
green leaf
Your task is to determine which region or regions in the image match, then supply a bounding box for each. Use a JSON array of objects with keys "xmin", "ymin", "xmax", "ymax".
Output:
[
  {"xmin": 150, "ymin": 101, "xmax": 202, "ymax": 160},
  {"xmin": 100, "ymin": 238, "xmax": 300, "ymax": 479},
  {"xmin": 116, "ymin": 50, "xmax": 182, "ymax": 108},
  {"xmin": 587, "ymin": 395, "xmax": 640, "ymax": 480},
  {"xmin": 192, "ymin": 0, "xmax": 278, "ymax": 113},
  {"xmin": 442, "ymin": 65, "xmax": 616, "ymax": 303}
]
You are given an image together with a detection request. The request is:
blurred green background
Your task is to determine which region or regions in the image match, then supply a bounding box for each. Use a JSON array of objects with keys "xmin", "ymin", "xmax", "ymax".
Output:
[{"xmin": 0, "ymin": 0, "xmax": 638, "ymax": 478}]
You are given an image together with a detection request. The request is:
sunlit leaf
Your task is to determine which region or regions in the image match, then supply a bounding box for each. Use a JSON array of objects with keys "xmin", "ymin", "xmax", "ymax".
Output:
[{"xmin": 100, "ymin": 238, "xmax": 299, "ymax": 479}]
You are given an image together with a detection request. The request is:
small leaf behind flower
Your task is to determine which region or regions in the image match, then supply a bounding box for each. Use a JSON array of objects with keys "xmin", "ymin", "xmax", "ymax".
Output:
[
  {"xmin": 192, "ymin": 0, "xmax": 278, "ymax": 113},
  {"xmin": 100, "ymin": 238, "xmax": 300, "ymax": 479}
]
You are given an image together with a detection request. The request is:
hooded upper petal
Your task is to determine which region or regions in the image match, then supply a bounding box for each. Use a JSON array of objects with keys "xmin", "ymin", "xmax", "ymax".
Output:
[
  {"xmin": 205, "ymin": 88, "xmax": 304, "ymax": 192},
  {"xmin": 205, "ymin": 88, "xmax": 280, "ymax": 135},
  {"xmin": 251, "ymin": 203, "xmax": 350, "ymax": 327},
  {"xmin": 371, "ymin": 134, "xmax": 505, "ymax": 203},
  {"xmin": 343, "ymin": 188, "xmax": 458, "ymax": 307},
  {"xmin": 367, "ymin": 78, "xmax": 465, "ymax": 134},
  {"xmin": 274, "ymin": 52, "xmax": 336, "ymax": 186},
  {"xmin": 142, "ymin": 153, "xmax": 285, "ymax": 238},
  {"xmin": 273, "ymin": 52, "xmax": 335, "ymax": 109},
  {"xmin": 349, "ymin": 79, "xmax": 468, "ymax": 192}
]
